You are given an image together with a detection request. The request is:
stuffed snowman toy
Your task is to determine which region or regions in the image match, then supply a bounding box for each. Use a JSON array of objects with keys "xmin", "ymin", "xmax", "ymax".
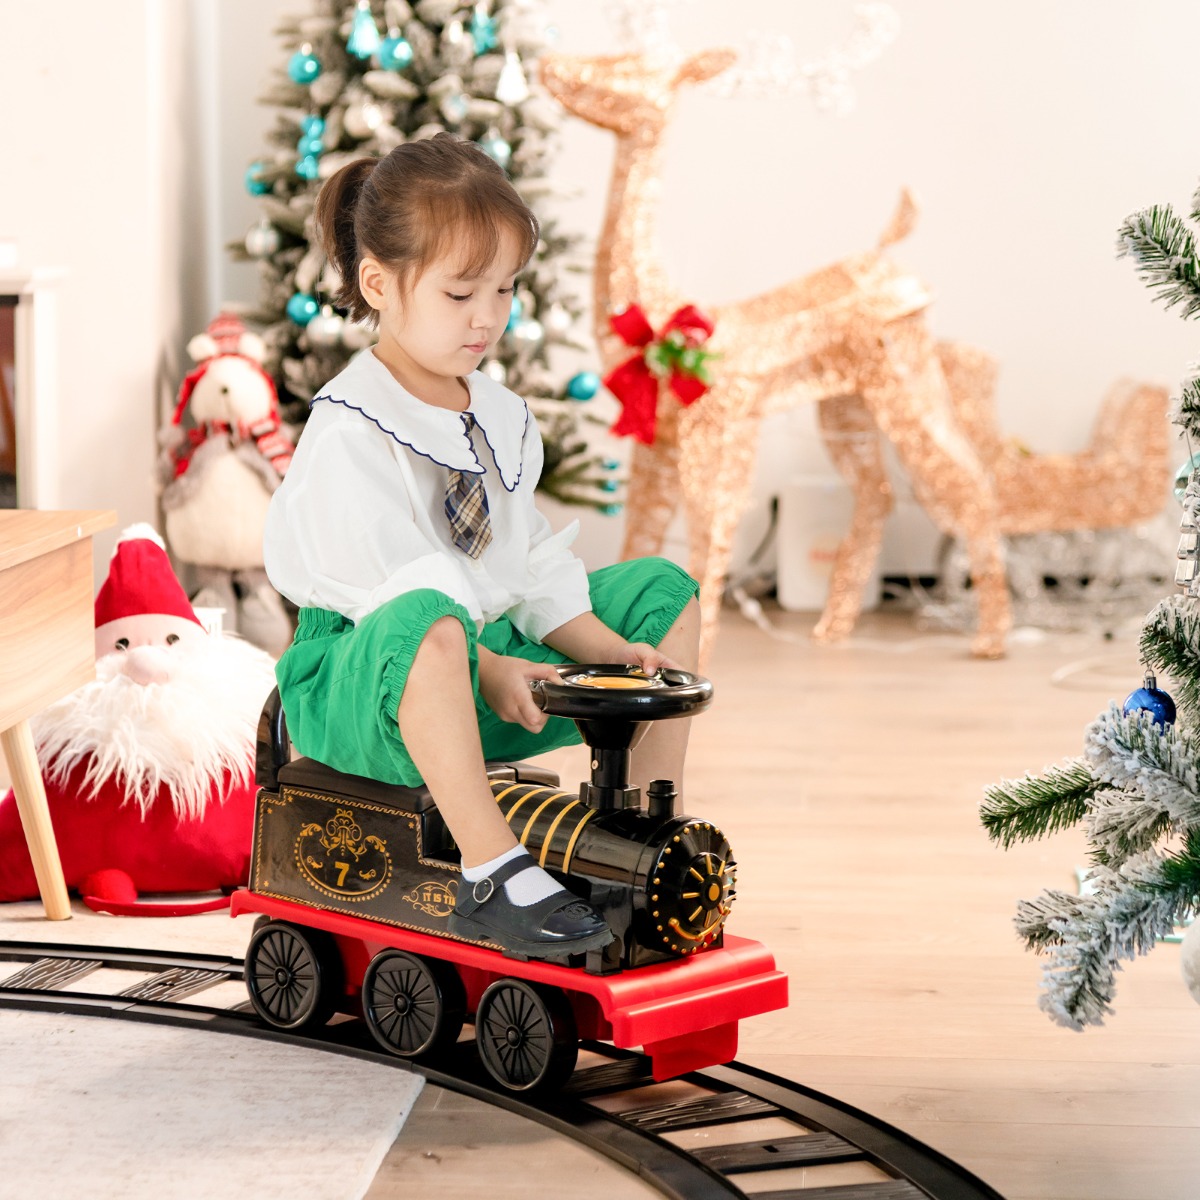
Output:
[{"xmin": 161, "ymin": 311, "xmax": 294, "ymax": 656}]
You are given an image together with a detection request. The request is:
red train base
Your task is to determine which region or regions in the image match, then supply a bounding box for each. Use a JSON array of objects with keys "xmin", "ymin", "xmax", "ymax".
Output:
[{"xmin": 231, "ymin": 889, "xmax": 787, "ymax": 1091}]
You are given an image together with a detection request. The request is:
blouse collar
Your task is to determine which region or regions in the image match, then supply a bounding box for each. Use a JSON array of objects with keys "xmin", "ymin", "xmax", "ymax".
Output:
[{"xmin": 312, "ymin": 348, "xmax": 529, "ymax": 492}]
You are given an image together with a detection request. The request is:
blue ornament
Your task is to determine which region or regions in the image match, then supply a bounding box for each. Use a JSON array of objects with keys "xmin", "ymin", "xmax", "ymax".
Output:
[
  {"xmin": 287, "ymin": 292, "xmax": 320, "ymax": 326},
  {"xmin": 244, "ymin": 161, "xmax": 270, "ymax": 196},
  {"xmin": 601, "ymin": 479, "xmax": 619, "ymax": 493},
  {"xmin": 1174, "ymin": 452, "xmax": 1200, "ymax": 503},
  {"xmin": 1123, "ymin": 672, "xmax": 1177, "ymax": 728},
  {"xmin": 296, "ymin": 154, "xmax": 321, "ymax": 181},
  {"xmin": 346, "ymin": 1, "xmax": 381, "ymax": 59},
  {"xmin": 506, "ymin": 295, "xmax": 523, "ymax": 330},
  {"xmin": 600, "ymin": 503, "xmax": 624, "ymax": 517},
  {"xmin": 379, "ymin": 35, "xmax": 413, "ymax": 71},
  {"xmin": 298, "ymin": 134, "xmax": 325, "ymax": 157},
  {"xmin": 300, "ymin": 115, "xmax": 326, "ymax": 138},
  {"xmin": 287, "ymin": 46, "xmax": 322, "ymax": 85},
  {"xmin": 443, "ymin": 93, "xmax": 469, "ymax": 123},
  {"xmin": 566, "ymin": 371, "xmax": 601, "ymax": 401},
  {"xmin": 478, "ymin": 133, "xmax": 511, "ymax": 169},
  {"xmin": 470, "ymin": 7, "xmax": 498, "ymax": 54},
  {"xmin": 602, "ymin": 457, "xmax": 621, "ymax": 471}
]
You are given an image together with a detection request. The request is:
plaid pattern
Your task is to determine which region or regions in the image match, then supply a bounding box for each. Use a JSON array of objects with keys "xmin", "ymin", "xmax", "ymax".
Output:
[{"xmin": 444, "ymin": 413, "xmax": 493, "ymax": 558}]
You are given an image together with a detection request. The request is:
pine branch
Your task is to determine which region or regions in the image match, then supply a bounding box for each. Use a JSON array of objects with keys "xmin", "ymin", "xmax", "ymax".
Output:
[
  {"xmin": 1116, "ymin": 204, "xmax": 1200, "ymax": 319},
  {"xmin": 1016, "ymin": 856, "xmax": 1194, "ymax": 1029},
  {"xmin": 1084, "ymin": 790, "xmax": 1174, "ymax": 866},
  {"xmin": 1140, "ymin": 596, "xmax": 1200, "ymax": 722},
  {"xmin": 1174, "ymin": 374, "xmax": 1200, "ymax": 443},
  {"xmin": 980, "ymin": 759, "xmax": 1100, "ymax": 848}
]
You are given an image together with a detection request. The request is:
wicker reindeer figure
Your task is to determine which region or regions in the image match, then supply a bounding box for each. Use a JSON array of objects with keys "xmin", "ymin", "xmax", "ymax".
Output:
[{"xmin": 540, "ymin": 47, "xmax": 1010, "ymax": 661}]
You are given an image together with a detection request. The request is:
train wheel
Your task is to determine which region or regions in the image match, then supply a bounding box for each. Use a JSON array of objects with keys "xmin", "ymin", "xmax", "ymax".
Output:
[
  {"xmin": 474, "ymin": 978, "xmax": 578, "ymax": 1093},
  {"xmin": 244, "ymin": 920, "xmax": 343, "ymax": 1033},
  {"xmin": 361, "ymin": 950, "xmax": 466, "ymax": 1059}
]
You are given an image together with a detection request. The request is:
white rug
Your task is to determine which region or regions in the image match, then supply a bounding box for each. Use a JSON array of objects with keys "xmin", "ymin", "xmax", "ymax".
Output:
[{"xmin": 0, "ymin": 899, "xmax": 423, "ymax": 1199}]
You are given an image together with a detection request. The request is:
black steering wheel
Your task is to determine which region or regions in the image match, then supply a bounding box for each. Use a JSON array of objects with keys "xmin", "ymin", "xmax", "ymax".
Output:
[{"xmin": 528, "ymin": 663, "xmax": 713, "ymax": 722}]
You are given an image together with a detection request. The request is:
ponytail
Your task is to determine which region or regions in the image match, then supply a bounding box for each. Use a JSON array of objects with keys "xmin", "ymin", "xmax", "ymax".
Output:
[{"xmin": 313, "ymin": 157, "xmax": 376, "ymax": 324}]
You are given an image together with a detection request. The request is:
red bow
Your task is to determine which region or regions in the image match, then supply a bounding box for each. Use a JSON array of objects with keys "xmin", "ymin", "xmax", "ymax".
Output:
[{"xmin": 603, "ymin": 304, "xmax": 716, "ymax": 445}]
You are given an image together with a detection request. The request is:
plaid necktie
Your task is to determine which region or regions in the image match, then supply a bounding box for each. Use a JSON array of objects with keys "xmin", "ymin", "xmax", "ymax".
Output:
[{"xmin": 444, "ymin": 413, "xmax": 493, "ymax": 559}]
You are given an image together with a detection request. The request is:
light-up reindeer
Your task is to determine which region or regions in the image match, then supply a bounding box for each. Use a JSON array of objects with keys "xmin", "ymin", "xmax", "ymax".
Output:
[{"xmin": 540, "ymin": 47, "xmax": 1011, "ymax": 661}]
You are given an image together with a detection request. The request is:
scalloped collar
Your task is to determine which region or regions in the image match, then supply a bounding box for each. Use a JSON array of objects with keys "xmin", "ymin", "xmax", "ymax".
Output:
[{"xmin": 311, "ymin": 348, "xmax": 529, "ymax": 492}]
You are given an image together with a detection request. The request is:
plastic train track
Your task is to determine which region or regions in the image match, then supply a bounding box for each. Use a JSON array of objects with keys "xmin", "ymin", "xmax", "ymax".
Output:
[{"xmin": 0, "ymin": 940, "xmax": 1003, "ymax": 1200}]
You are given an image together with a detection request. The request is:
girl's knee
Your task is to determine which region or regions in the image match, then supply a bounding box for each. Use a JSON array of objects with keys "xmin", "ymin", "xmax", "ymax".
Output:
[{"xmin": 414, "ymin": 614, "xmax": 469, "ymax": 661}]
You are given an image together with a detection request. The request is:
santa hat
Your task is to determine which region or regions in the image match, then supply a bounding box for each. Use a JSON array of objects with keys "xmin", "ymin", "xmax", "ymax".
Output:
[{"xmin": 94, "ymin": 524, "xmax": 203, "ymax": 630}]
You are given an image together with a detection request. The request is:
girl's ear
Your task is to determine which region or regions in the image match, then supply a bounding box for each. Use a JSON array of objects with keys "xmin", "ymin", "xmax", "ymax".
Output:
[{"xmin": 359, "ymin": 256, "xmax": 390, "ymax": 312}]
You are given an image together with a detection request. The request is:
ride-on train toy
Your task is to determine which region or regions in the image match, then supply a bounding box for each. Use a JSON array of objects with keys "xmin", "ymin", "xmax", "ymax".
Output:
[{"xmin": 231, "ymin": 664, "xmax": 788, "ymax": 1091}]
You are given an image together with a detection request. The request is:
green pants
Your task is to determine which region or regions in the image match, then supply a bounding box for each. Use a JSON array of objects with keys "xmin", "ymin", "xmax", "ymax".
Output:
[{"xmin": 275, "ymin": 556, "xmax": 698, "ymax": 787}]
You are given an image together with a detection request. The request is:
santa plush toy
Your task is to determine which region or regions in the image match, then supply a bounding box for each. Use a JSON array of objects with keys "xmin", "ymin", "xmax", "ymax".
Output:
[
  {"xmin": 0, "ymin": 525, "xmax": 278, "ymax": 915},
  {"xmin": 160, "ymin": 311, "xmax": 295, "ymax": 657}
]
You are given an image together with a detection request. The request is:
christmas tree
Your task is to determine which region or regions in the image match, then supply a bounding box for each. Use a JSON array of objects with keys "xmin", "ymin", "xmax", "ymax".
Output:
[
  {"xmin": 979, "ymin": 182, "xmax": 1200, "ymax": 1029},
  {"xmin": 230, "ymin": 0, "xmax": 619, "ymax": 510}
]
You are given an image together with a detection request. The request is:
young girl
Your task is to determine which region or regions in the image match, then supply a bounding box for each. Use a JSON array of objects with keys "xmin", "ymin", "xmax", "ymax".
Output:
[{"xmin": 263, "ymin": 133, "xmax": 700, "ymax": 960}]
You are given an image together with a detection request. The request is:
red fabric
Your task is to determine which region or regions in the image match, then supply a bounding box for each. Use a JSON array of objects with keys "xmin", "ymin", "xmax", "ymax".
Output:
[
  {"xmin": 604, "ymin": 304, "xmax": 716, "ymax": 446},
  {"xmin": 94, "ymin": 536, "xmax": 203, "ymax": 628},
  {"xmin": 0, "ymin": 763, "xmax": 256, "ymax": 902}
]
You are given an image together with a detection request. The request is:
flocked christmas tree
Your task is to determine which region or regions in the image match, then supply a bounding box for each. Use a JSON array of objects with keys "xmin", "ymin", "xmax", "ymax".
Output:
[
  {"xmin": 979, "ymin": 183, "xmax": 1200, "ymax": 1029},
  {"xmin": 230, "ymin": 0, "xmax": 619, "ymax": 509}
]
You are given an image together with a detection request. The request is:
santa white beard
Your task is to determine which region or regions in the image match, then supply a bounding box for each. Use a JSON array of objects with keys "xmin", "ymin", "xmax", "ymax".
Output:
[{"xmin": 32, "ymin": 635, "xmax": 279, "ymax": 822}]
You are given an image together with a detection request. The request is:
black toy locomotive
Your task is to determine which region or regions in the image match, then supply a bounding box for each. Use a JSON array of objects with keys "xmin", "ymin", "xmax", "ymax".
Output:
[{"xmin": 232, "ymin": 664, "xmax": 787, "ymax": 1091}]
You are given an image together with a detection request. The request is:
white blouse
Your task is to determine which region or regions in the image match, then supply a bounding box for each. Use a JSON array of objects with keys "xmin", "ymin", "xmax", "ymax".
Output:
[{"xmin": 263, "ymin": 348, "xmax": 592, "ymax": 641}]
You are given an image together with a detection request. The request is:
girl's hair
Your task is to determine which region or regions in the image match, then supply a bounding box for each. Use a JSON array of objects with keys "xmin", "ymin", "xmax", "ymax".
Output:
[{"xmin": 314, "ymin": 132, "xmax": 539, "ymax": 325}]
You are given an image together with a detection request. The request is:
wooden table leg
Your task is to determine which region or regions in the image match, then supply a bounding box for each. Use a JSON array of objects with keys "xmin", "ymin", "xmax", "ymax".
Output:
[{"xmin": 0, "ymin": 719, "xmax": 71, "ymax": 919}]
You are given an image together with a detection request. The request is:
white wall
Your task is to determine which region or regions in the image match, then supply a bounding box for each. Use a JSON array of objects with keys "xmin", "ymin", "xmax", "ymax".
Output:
[
  {"xmin": 4, "ymin": 1, "xmax": 1198, "ymax": 581},
  {"xmin": 0, "ymin": 0, "xmax": 199, "ymax": 572}
]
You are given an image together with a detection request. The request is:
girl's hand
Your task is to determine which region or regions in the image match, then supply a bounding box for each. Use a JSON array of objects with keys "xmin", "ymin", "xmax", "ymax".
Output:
[
  {"xmin": 614, "ymin": 641, "xmax": 682, "ymax": 677},
  {"xmin": 477, "ymin": 651, "xmax": 562, "ymax": 733}
]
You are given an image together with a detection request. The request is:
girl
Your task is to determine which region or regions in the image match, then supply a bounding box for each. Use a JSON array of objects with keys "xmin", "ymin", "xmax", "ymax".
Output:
[{"xmin": 263, "ymin": 133, "xmax": 700, "ymax": 961}]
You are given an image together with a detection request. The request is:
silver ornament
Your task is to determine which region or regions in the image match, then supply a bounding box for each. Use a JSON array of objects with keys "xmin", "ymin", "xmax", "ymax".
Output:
[
  {"xmin": 545, "ymin": 303, "xmax": 572, "ymax": 335},
  {"xmin": 344, "ymin": 100, "xmax": 384, "ymax": 139},
  {"xmin": 306, "ymin": 306, "xmax": 345, "ymax": 347},
  {"xmin": 509, "ymin": 318, "xmax": 543, "ymax": 345},
  {"xmin": 481, "ymin": 359, "xmax": 507, "ymax": 384},
  {"xmin": 244, "ymin": 220, "xmax": 281, "ymax": 258}
]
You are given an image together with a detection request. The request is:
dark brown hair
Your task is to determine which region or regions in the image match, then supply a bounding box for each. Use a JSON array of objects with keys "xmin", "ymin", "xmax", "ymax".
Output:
[{"xmin": 314, "ymin": 133, "xmax": 539, "ymax": 325}]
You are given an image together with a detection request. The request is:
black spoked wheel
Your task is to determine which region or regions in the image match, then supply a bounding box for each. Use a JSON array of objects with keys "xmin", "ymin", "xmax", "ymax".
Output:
[
  {"xmin": 244, "ymin": 921, "xmax": 343, "ymax": 1033},
  {"xmin": 361, "ymin": 950, "xmax": 466, "ymax": 1059},
  {"xmin": 474, "ymin": 978, "xmax": 578, "ymax": 1093}
]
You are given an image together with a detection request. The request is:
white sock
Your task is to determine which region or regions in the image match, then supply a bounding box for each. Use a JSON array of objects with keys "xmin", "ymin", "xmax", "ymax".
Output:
[{"xmin": 461, "ymin": 845, "xmax": 562, "ymax": 907}]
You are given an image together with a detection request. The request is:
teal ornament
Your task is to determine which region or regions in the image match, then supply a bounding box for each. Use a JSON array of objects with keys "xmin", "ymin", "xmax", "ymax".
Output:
[
  {"xmin": 1174, "ymin": 452, "xmax": 1200, "ymax": 502},
  {"xmin": 379, "ymin": 35, "xmax": 413, "ymax": 71},
  {"xmin": 296, "ymin": 154, "xmax": 321, "ymax": 181},
  {"xmin": 287, "ymin": 46, "xmax": 322, "ymax": 85},
  {"xmin": 478, "ymin": 133, "xmax": 511, "ymax": 169},
  {"xmin": 1123, "ymin": 673, "xmax": 1177, "ymax": 727},
  {"xmin": 346, "ymin": 1, "xmax": 381, "ymax": 59},
  {"xmin": 506, "ymin": 295, "xmax": 523, "ymax": 330},
  {"xmin": 603, "ymin": 457, "xmax": 620, "ymax": 471},
  {"xmin": 601, "ymin": 479, "xmax": 619, "ymax": 493},
  {"xmin": 287, "ymin": 293, "xmax": 320, "ymax": 326},
  {"xmin": 470, "ymin": 6, "xmax": 498, "ymax": 54},
  {"xmin": 300, "ymin": 115, "xmax": 325, "ymax": 138},
  {"xmin": 601, "ymin": 503, "xmax": 624, "ymax": 517},
  {"xmin": 244, "ymin": 161, "xmax": 270, "ymax": 196},
  {"xmin": 298, "ymin": 134, "xmax": 325, "ymax": 157},
  {"xmin": 566, "ymin": 371, "xmax": 600, "ymax": 401}
]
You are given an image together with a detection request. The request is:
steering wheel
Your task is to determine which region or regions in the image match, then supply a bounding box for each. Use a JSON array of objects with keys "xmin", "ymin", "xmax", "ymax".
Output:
[{"xmin": 528, "ymin": 663, "xmax": 713, "ymax": 722}]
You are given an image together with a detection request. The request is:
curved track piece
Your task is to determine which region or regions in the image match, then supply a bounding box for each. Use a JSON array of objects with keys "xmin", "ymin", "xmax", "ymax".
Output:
[{"xmin": 0, "ymin": 941, "xmax": 1005, "ymax": 1200}]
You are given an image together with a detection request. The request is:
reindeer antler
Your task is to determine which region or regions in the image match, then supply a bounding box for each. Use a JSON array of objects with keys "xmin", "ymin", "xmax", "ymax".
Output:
[{"xmin": 606, "ymin": 0, "xmax": 901, "ymax": 114}]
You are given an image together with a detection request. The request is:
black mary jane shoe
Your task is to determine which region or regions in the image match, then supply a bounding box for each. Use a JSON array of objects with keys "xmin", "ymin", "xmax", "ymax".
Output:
[{"xmin": 449, "ymin": 854, "xmax": 613, "ymax": 959}]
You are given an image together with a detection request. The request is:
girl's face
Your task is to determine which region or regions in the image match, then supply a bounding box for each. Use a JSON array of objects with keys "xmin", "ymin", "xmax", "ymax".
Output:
[{"xmin": 360, "ymin": 224, "xmax": 523, "ymax": 403}]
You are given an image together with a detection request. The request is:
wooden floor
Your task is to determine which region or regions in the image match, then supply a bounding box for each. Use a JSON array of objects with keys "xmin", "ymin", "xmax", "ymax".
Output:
[{"xmin": 380, "ymin": 605, "xmax": 1200, "ymax": 1200}]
